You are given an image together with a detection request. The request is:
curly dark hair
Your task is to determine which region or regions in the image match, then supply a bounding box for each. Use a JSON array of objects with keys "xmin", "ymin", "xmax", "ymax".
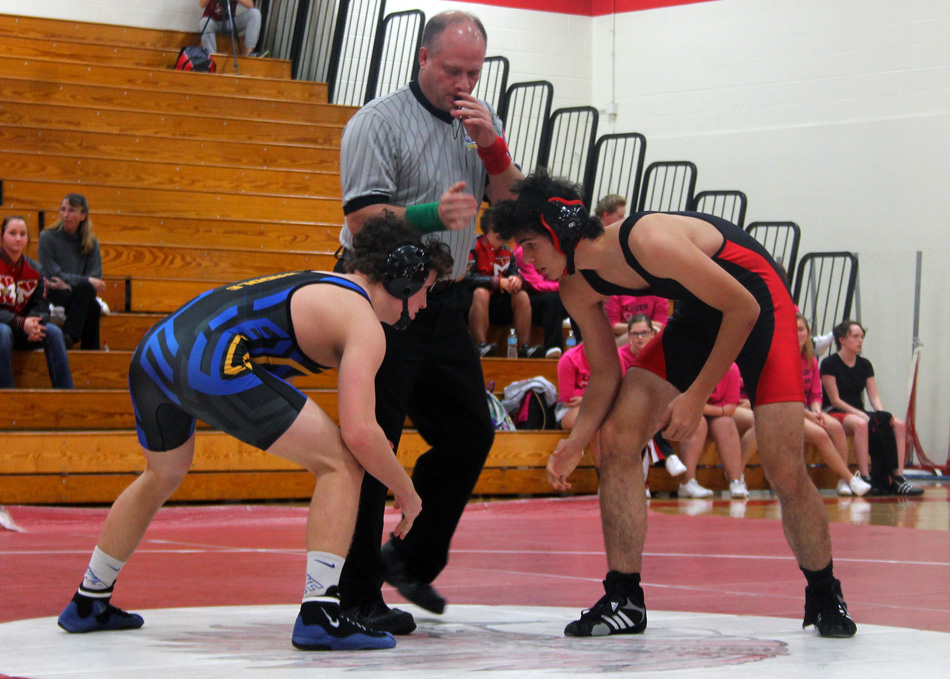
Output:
[
  {"xmin": 344, "ymin": 211, "xmax": 454, "ymax": 282},
  {"xmin": 492, "ymin": 168, "xmax": 604, "ymax": 247}
]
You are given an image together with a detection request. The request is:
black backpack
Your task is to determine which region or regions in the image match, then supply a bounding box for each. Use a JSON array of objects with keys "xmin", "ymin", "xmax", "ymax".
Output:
[
  {"xmin": 175, "ymin": 46, "xmax": 216, "ymax": 73},
  {"xmin": 867, "ymin": 410, "xmax": 899, "ymax": 489}
]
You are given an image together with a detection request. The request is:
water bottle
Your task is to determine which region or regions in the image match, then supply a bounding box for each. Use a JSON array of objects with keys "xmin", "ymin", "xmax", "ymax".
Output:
[
  {"xmin": 507, "ymin": 328, "xmax": 518, "ymax": 359},
  {"xmin": 565, "ymin": 330, "xmax": 577, "ymax": 349}
]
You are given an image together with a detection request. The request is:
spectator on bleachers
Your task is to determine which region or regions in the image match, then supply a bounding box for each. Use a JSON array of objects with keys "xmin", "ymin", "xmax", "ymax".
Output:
[
  {"xmin": 821, "ymin": 320, "xmax": 923, "ymax": 496},
  {"xmin": 198, "ymin": 1, "xmax": 264, "ymax": 57},
  {"xmin": 676, "ymin": 363, "xmax": 749, "ymax": 499},
  {"xmin": 604, "ymin": 294, "xmax": 669, "ymax": 346},
  {"xmin": 466, "ymin": 208, "xmax": 539, "ymax": 358},
  {"xmin": 741, "ymin": 314, "xmax": 871, "ymax": 496},
  {"xmin": 38, "ymin": 194, "xmax": 103, "ymax": 350},
  {"xmin": 1, "ymin": 216, "xmax": 73, "ymax": 389},
  {"xmin": 594, "ymin": 193, "xmax": 627, "ymax": 226},
  {"xmin": 619, "ymin": 313, "xmax": 687, "ymax": 491},
  {"xmin": 513, "ymin": 243, "xmax": 566, "ymax": 358},
  {"xmin": 556, "ymin": 341, "xmax": 599, "ymax": 464}
]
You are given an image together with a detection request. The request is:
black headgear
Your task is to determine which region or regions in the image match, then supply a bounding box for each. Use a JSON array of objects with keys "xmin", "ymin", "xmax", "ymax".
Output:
[
  {"xmin": 383, "ymin": 244, "xmax": 430, "ymax": 330},
  {"xmin": 515, "ymin": 192, "xmax": 589, "ymax": 275}
]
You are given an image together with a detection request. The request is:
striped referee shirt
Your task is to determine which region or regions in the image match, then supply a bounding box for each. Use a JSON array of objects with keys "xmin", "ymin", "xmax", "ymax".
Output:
[{"xmin": 339, "ymin": 81, "xmax": 505, "ymax": 280}]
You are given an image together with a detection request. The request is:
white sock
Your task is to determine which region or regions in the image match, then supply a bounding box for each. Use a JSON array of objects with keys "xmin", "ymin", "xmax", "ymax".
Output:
[
  {"xmin": 302, "ymin": 551, "xmax": 344, "ymax": 603},
  {"xmin": 80, "ymin": 546, "xmax": 126, "ymax": 596}
]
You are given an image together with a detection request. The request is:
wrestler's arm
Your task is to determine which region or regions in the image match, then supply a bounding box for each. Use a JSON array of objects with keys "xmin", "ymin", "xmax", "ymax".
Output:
[
  {"xmin": 333, "ymin": 308, "xmax": 422, "ymax": 538},
  {"xmin": 546, "ymin": 278, "xmax": 621, "ymax": 490},
  {"xmin": 629, "ymin": 215, "xmax": 760, "ymax": 440}
]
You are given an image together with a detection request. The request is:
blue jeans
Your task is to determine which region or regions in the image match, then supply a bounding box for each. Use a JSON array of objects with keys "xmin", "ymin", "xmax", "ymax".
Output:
[{"xmin": 0, "ymin": 322, "xmax": 74, "ymax": 388}]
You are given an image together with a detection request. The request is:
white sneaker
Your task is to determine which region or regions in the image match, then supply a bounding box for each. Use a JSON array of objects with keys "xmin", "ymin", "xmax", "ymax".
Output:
[
  {"xmin": 544, "ymin": 347, "xmax": 562, "ymax": 359},
  {"xmin": 836, "ymin": 479, "xmax": 853, "ymax": 496},
  {"xmin": 678, "ymin": 478, "xmax": 713, "ymax": 498},
  {"xmin": 644, "ymin": 485, "xmax": 651, "ymax": 498},
  {"xmin": 848, "ymin": 472, "xmax": 872, "ymax": 497},
  {"xmin": 728, "ymin": 476, "xmax": 750, "ymax": 499},
  {"xmin": 664, "ymin": 454, "xmax": 687, "ymax": 477}
]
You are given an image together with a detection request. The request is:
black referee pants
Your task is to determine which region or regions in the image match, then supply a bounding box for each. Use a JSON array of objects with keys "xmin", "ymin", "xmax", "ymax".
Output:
[{"xmin": 338, "ymin": 282, "xmax": 494, "ymax": 606}]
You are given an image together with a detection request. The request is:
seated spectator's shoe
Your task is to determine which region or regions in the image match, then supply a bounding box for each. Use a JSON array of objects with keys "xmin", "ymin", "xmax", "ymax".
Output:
[
  {"xmin": 293, "ymin": 595, "xmax": 395, "ymax": 650},
  {"xmin": 58, "ymin": 591, "xmax": 144, "ymax": 633},
  {"xmin": 519, "ymin": 344, "xmax": 545, "ymax": 359},
  {"xmin": 802, "ymin": 579, "xmax": 857, "ymax": 638},
  {"xmin": 728, "ymin": 476, "xmax": 750, "ymax": 499},
  {"xmin": 664, "ymin": 453, "xmax": 687, "ymax": 477},
  {"xmin": 836, "ymin": 479, "xmax": 853, "ymax": 496},
  {"xmin": 381, "ymin": 539, "xmax": 446, "ymax": 614},
  {"xmin": 644, "ymin": 485, "xmax": 651, "ymax": 498},
  {"xmin": 248, "ymin": 50, "xmax": 270, "ymax": 57},
  {"xmin": 342, "ymin": 599, "xmax": 416, "ymax": 635},
  {"xmin": 564, "ymin": 571, "xmax": 647, "ymax": 637},
  {"xmin": 848, "ymin": 472, "xmax": 872, "ymax": 497},
  {"xmin": 544, "ymin": 347, "xmax": 562, "ymax": 359},
  {"xmin": 677, "ymin": 478, "xmax": 713, "ymax": 498},
  {"xmin": 477, "ymin": 342, "xmax": 498, "ymax": 358},
  {"xmin": 889, "ymin": 475, "xmax": 924, "ymax": 496}
]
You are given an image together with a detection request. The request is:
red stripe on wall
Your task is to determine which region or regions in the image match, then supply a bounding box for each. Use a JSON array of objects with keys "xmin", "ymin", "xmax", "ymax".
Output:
[{"xmin": 451, "ymin": 1, "xmax": 717, "ymax": 17}]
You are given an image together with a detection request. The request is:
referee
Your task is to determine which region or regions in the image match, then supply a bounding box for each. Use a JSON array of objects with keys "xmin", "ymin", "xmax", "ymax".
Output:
[{"xmin": 334, "ymin": 10, "xmax": 523, "ymax": 634}]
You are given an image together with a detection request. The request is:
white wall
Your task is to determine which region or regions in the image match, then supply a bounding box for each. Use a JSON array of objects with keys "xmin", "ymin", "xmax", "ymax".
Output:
[
  {"xmin": 386, "ymin": 1, "xmax": 593, "ymax": 110},
  {"xmin": 592, "ymin": 0, "xmax": 949, "ymax": 463},
  {"xmin": 4, "ymin": 0, "xmax": 946, "ymax": 461}
]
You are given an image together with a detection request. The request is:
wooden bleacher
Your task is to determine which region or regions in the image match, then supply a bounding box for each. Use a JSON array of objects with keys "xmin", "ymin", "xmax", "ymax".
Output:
[{"xmin": 0, "ymin": 13, "xmax": 848, "ymax": 505}]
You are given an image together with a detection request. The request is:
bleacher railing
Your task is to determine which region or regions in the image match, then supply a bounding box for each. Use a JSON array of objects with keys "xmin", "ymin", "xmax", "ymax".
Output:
[
  {"xmin": 793, "ymin": 251, "xmax": 859, "ymax": 344},
  {"xmin": 691, "ymin": 190, "xmax": 747, "ymax": 229},
  {"xmin": 638, "ymin": 161, "xmax": 697, "ymax": 212},
  {"xmin": 585, "ymin": 133, "xmax": 647, "ymax": 211},
  {"xmin": 364, "ymin": 9, "xmax": 423, "ymax": 103},
  {"xmin": 746, "ymin": 221, "xmax": 801, "ymax": 288},
  {"xmin": 540, "ymin": 106, "xmax": 599, "ymax": 192},
  {"xmin": 502, "ymin": 80, "xmax": 554, "ymax": 174}
]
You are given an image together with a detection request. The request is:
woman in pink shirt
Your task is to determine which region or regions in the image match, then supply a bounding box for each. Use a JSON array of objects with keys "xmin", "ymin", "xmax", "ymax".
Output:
[{"xmin": 604, "ymin": 295, "xmax": 669, "ymax": 347}]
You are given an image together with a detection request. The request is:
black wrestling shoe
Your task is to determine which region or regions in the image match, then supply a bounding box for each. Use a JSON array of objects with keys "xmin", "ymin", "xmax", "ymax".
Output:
[
  {"xmin": 803, "ymin": 579, "xmax": 857, "ymax": 638},
  {"xmin": 564, "ymin": 571, "xmax": 647, "ymax": 637},
  {"xmin": 381, "ymin": 539, "xmax": 446, "ymax": 614},
  {"xmin": 889, "ymin": 476, "xmax": 924, "ymax": 496},
  {"xmin": 342, "ymin": 599, "xmax": 417, "ymax": 635}
]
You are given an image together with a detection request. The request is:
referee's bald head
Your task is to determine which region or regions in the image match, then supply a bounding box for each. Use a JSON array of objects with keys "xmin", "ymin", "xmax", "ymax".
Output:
[{"xmin": 422, "ymin": 11, "xmax": 487, "ymax": 54}]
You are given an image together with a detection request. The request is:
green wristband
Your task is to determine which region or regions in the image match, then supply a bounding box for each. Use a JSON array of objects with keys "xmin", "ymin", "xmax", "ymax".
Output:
[{"xmin": 404, "ymin": 202, "xmax": 445, "ymax": 234}]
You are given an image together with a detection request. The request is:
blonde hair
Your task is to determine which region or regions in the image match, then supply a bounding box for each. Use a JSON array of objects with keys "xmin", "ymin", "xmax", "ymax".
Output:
[
  {"xmin": 797, "ymin": 313, "xmax": 815, "ymax": 362},
  {"xmin": 51, "ymin": 193, "xmax": 96, "ymax": 255}
]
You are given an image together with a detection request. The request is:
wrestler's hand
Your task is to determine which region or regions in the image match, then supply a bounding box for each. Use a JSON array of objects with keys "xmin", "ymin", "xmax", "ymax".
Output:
[
  {"xmin": 438, "ymin": 181, "xmax": 479, "ymax": 231},
  {"xmin": 453, "ymin": 93, "xmax": 495, "ymax": 147},
  {"xmin": 662, "ymin": 391, "xmax": 706, "ymax": 441},
  {"xmin": 392, "ymin": 488, "xmax": 422, "ymax": 539},
  {"xmin": 547, "ymin": 438, "xmax": 584, "ymax": 491}
]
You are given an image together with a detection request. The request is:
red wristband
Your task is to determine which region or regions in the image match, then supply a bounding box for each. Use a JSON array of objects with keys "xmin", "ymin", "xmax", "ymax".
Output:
[{"xmin": 477, "ymin": 136, "xmax": 512, "ymax": 175}]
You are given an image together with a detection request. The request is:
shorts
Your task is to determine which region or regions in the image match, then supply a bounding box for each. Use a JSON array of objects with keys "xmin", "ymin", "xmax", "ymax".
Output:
[{"xmin": 129, "ymin": 336, "xmax": 307, "ymax": 452}]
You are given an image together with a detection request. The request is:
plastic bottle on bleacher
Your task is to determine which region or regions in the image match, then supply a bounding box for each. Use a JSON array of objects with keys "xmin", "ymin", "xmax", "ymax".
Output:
[
  {"xmin": 565, "ymin": 330, "xmax": 577, "ymax": 350},
  {"xmin": 507, "ymin": 328, "xmax": 518, "ymax": 359}
]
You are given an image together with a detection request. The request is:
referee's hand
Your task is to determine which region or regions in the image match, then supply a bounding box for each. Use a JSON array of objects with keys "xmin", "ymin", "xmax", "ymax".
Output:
[{"xmin": 438, "ymin": 181, "xmax": 478, "ymax": 231}]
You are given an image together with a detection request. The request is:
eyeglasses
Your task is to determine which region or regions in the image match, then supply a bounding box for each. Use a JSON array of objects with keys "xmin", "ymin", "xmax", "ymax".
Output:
[{"xmin": 628, "ymin": 330, "xmax": 653, "ymax": 338}]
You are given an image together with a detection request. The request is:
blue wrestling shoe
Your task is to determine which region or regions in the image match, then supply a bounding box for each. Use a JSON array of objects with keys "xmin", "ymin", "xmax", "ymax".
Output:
[
  {"xmin": 292, "ymin": 591, "xmax": 396, "ymax": 651},
  {"xmin": 57, "ymin": 590, "xmax": 144, "ymax": 633}
]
